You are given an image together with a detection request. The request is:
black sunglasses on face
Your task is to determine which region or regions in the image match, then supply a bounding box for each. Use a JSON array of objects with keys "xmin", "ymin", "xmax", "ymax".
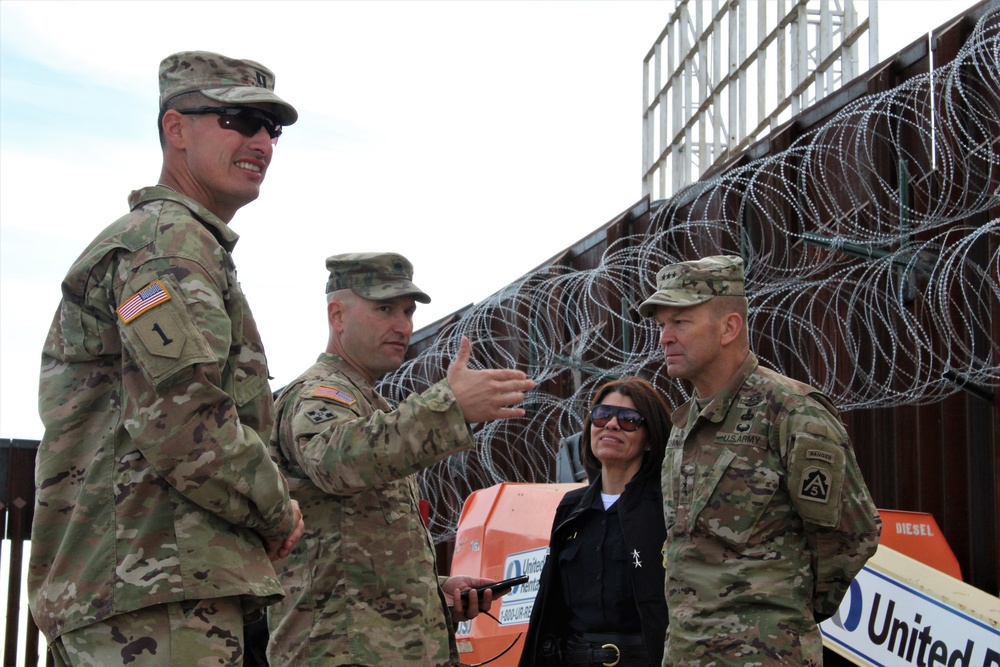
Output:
[
  {"xmin": 590, "ymin": 404, "xmax": 645, "ymax": 432},
  {"xmin": 177, "ymin": 106, "xmax": 283, "ymax": 144}
]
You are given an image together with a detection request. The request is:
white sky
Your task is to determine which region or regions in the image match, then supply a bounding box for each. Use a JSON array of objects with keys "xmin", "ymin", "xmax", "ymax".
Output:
[{"xmin": 0, "ymin": 0, "xmax": 979, "ymax": 442}]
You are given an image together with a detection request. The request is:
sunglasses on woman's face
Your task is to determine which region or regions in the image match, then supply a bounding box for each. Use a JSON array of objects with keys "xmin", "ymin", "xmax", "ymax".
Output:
[
  {"xmin": 590, "ymin": 404, "xmax": 645, "ymax": 432},
  {"xmin": 177, "ymin": 106, "xmax": 283, "ymax": 145}
]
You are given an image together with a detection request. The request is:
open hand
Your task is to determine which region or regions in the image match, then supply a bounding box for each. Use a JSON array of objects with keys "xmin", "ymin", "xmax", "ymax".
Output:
[{"xmin": 447, "ymin": 337, "xmax": 535, "ymax": 424}]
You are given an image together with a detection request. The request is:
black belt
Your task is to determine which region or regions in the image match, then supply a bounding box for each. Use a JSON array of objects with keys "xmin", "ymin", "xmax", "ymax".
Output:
[{"xmin": 563, "ymin": 633, "xmax": 649, "ymax": 667}]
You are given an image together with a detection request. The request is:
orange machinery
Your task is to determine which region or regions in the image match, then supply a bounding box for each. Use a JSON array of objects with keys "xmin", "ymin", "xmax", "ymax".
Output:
[
  {"xmin": 450, "ymin": 482, "xmax": 583, "ymax": 667},
  {"xmin": 874, "ymin": 508, "xmax": 962, "ymax": 579}
]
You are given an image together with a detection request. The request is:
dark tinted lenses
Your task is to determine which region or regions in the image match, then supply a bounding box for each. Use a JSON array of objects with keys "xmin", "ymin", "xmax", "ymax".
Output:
[
  {"xmin": 590, "ymin": 404, "xmax": 645, "ymax": 431},
  {"xmin": 177, "ymin": 106, "xmax": 283, "ymax": 144}
]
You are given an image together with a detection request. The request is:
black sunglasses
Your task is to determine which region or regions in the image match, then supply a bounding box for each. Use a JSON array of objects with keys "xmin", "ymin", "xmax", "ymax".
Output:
[
  {"xmin": 177, "ymin": 106, "xmax": 283, "ymax": 144},
  {"xmin": 590, "ymin": 404, "xmax": 645, "ymax": 432}
]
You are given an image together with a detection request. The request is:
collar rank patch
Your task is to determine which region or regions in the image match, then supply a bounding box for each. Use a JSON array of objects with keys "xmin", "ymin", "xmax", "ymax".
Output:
[
  {"xmin": 306, "ymin": 406, "xmax": 336, "ymax": 424},
  {"xmin": 312, "ymin": 385, "xmax": 356, "ymax": 406},
  {"xmin": 118, "ymin": 280, "xmax": 171, "ymax": 323},
  {"xmin": 799, "ymin": 466, "xmax": 832, "ymax": 503}
]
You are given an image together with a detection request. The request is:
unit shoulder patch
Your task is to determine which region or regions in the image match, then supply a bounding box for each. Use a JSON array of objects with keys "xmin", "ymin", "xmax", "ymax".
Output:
[
  {"xmin": 312, "ymin": 384, "xmax": 356, "ymax": 406},
  {"xmin": 116, "ymin": 276, "xmax": 213, "ymax": 389},
  {"xmin": 799, "ymin": 466, "xmax": 832, "ymax": 503},
  {"xmin": 789, "ymin": 435, "xmax": 845, "ymax": 527},
  {"xmin": 305, "ymin": 406, "xmax": 337, "ymax": 424}
]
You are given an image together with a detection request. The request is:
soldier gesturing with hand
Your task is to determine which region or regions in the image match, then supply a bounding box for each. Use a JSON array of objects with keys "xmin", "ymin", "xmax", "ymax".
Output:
[{"xmin": 267, "ymin": 252, "xmax": 535, "ymax": 667}]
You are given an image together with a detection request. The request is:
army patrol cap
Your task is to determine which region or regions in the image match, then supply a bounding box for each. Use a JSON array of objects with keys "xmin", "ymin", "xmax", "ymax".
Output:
[
  {"xmin": 326, "ymin": 252, "xmax": 431, "ymax": 304},
  {"xmin": 638, "ymin": 255, "xmax": 745, "ymax": 317},
  {"xmin": 159, "ymin": 50, "xmax": 298, "ymax": 125}
]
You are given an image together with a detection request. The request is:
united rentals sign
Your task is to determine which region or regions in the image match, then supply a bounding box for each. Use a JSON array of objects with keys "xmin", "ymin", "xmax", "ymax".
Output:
[{"xmin": 821, "ymin": 548, "xmax": 1000, "ymax": 666}]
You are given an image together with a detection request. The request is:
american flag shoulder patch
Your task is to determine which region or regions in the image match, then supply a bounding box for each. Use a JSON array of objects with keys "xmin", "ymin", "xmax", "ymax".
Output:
[
  {"xmin": 118, "ymin": 280, "xmax": 172, "ymax": 323},
  {"xmin": 312, "ymin": 385, "xmax": 356, "ymax": 406}
]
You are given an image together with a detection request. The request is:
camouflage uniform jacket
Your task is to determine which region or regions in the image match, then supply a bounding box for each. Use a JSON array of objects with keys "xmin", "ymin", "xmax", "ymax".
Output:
[
  {"xmin": 662, "ymin": 352, "xmax": 880, "ymax": 666},
  {"xmin": 29, "ymin": 186, "xmax": 295, "ymax": 642},
  {"xmin": 267, "ymin": 352, "xmax": 474, "ymax": 667}
]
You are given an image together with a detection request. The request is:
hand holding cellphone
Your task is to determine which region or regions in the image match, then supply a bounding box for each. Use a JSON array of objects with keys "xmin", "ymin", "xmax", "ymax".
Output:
[{"xmin": 460, "ymin": 575, "xmax": 529, "ymax": 603}]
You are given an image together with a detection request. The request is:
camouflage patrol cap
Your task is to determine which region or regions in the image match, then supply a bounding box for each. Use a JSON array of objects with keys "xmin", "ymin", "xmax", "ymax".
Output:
[
  {"xmin": 159, "ymin": 51, "xmax": 298, "ymax": 125},
  {"xmin": 325, "ymin": 252, "xmax": 431, "ymax": 303},
  {"xmin": 638, "ymin": 255, "xmax": 745, "ymax": 317}
]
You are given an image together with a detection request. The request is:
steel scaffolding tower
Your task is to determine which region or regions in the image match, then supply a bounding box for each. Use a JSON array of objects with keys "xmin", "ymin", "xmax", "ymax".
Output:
[{"xmin": 642, "ymin": 0, "xmax": 878, "ymax": 200}]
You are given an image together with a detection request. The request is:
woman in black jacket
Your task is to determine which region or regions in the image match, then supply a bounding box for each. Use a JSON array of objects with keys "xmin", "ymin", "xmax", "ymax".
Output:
[{"xmin": 520, "ymin": 377, "xmax": 671, "ymax": 667}]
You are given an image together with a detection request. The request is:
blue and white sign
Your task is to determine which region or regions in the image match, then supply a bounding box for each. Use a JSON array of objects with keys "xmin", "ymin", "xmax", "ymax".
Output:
[
  {"xmin": 496, "ymin": 546, "xmax": 548, "ymax": 626},
  {"xmin": 821, "ymin": 565, "xmax": 1000, "ymax": 666}
]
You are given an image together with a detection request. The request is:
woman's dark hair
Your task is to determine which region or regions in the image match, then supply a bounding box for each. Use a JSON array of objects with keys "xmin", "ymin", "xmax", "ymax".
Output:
[{"xmin": 580, "ymin": 376, "xmax": 672, "ymax": 478}]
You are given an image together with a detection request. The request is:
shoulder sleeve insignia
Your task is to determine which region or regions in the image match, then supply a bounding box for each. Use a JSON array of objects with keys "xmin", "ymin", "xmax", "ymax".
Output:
[
  {"xmin": 312, "ymin": 384, "xmax": 356, "ymax": 406},
  {"xmin": 799, "ymin": 467, "xmax": 832, "ymax": 503},
  {"xmin": 305, "ymin": 406, "xmax": 337, "ymax": 424},
  {"xmin": 791, "ymin": 435, "xmax": 844, "ymax": 525},
  {"xmin": 118, "ymin": 280, "xmax": 171, "ymax": 323}
]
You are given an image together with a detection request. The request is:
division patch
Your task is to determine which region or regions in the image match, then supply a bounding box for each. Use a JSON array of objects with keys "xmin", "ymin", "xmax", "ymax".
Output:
[{"xmin": 305, "ymin": 406, "xmax": 336, "ymax": 424}]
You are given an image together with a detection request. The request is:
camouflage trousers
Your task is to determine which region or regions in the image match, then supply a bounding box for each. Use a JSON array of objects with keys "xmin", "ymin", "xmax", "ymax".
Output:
[{"xmin": 50, "ymin": 597, "xmax": 244, "ymax": 666}]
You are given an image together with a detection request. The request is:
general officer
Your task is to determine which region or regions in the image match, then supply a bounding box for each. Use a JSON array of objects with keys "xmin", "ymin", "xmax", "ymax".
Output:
[
  {"xmin": 29, "ymin": 51, "xmax": 305, "ymax": 666},
  {"xmin": 266, "ymin": 252, "xmax": 536, "ymax": 666},
  {"xmin": 638, "ymin": 255, "xmax": 881, "ymax": 666}
]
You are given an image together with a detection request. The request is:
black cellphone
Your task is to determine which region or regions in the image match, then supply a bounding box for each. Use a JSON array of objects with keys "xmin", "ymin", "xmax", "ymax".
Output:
[{"xmin": 460, "ymin": 574, "xmax": 530, "ymax": 603}]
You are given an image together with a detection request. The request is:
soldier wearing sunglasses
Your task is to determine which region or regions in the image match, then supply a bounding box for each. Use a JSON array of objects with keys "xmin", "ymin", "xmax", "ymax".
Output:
[
  {"xmin": 30, "ymin": 51, "xmax": 304, "ymax": 666},
  {"xmin": 522, "ymin": 377, "xmax": 672, "ymax": 667},
  {"xmin": 639, "ymin": 255, "xmax": 881, "ymax": 666}
]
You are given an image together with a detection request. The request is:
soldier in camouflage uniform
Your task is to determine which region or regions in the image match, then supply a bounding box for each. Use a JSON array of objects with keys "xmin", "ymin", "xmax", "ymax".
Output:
[
  {"xmin": 638, "ymin": 256, "xmax": 881, "ymax": 666},
  {"xmin": 266, "ymin": 252, "xmax": 536, "ymax": 666},
  {"xmin": 29, "ymin": 51, "xmax": 305, "ymax": 666}
]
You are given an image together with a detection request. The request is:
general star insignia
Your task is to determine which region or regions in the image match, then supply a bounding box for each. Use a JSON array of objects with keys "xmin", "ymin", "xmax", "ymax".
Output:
[{"xmin": 632, "ymin": 549, "xmax": 642, "ymax": 568}]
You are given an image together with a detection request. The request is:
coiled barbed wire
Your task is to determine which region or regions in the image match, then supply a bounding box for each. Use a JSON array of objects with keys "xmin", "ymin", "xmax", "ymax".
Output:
[{"xmin": 380, "ymin": 7, "xmax": 1000, "ymax": 543}]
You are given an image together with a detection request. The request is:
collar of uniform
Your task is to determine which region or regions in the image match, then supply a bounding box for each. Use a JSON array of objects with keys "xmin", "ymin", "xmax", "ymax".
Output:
[
  {"xmin": 127, "ymin": 185, "xmax": 240, "ymax": 252},
  {"xmin": 670, "ymin": 352, "xmax": 760, "ymax": 428},
  {"xmin": 321, "ymin": 352, "xmax": 395, "ymax": 413},
  {"xmin": 317, "ymin": 352, "xmax": 377, "ymax": 393}
]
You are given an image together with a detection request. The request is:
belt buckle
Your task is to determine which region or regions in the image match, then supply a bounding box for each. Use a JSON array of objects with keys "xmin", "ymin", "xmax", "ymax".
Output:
[{"xmin": 600, "ymin": 642, "xmax": 621, "ymax": 667}]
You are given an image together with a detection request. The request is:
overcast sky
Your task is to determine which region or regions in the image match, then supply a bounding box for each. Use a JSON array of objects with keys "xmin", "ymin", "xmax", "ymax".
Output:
[{"xmin": 0, "ymin": 0, "xmax": 979, "ymax": 442}]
